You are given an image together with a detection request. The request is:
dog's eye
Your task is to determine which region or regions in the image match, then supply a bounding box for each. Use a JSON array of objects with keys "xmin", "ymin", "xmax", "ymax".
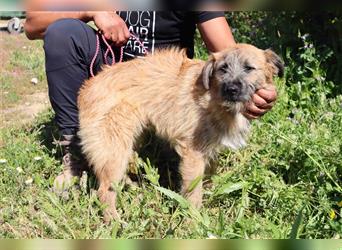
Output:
[
  {"xmin": 244, "ymin": 65, "xmax": 256, "ymax": 72},
  {"xmin": 219, "ymin": 64, "xmax": 228, "ymax": 73}
]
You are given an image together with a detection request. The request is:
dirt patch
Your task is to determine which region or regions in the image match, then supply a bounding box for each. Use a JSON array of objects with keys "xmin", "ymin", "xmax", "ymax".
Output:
[{"xmin": 1, "ymin": 91, "xmax": 50, "ymax": 128}]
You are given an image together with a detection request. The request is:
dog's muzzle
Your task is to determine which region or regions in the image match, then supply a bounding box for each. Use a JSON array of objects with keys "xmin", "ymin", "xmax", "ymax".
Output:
[{"xmin": 221, "ymin": 81, "xmax": 245, "ymax": 102}]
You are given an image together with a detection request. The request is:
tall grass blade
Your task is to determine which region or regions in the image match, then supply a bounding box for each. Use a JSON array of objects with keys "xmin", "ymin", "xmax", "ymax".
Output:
[{"xmin": 290, "ymin": 208, "xmax": 304, "ymax": 239}]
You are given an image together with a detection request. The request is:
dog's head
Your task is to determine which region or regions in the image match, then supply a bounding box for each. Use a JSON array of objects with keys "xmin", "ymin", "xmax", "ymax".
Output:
[{"xmin": 202, "ymin": 44, "xmax": 284, "ymax": 112}]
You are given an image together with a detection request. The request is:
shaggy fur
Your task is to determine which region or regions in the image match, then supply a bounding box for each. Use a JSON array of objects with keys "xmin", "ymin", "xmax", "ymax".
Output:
[{"xmin": 78, "ymin": 44, "xmax": 284, "ymax": 221}]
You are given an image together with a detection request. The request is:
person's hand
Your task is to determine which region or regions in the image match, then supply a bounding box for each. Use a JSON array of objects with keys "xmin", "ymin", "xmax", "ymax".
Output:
[
  {"xmin": 244, "ymin": 85, "xmax": 277, "ymax": 120},
  {"xmin": 89, "ymin": 11, "xmax": 130, "ymax": 47}
]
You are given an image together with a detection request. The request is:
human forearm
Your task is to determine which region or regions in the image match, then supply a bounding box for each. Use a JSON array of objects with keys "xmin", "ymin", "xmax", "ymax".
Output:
[
  {"xmin": 24, "ymin": 11, "xmax": 130, "ymax": 46},
  {"xmin": 24, "ymin": 11, "xmax": 92, "ymax": 40},
  {"xmin": 197, "ymin": 16, "xmax": 236, "ymax": 53}
]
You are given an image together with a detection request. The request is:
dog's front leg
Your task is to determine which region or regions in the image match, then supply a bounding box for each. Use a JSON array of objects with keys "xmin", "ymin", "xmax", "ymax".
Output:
[{"xmin": 177, "ymin": 147, "xmax": 206, "ymax": 208}]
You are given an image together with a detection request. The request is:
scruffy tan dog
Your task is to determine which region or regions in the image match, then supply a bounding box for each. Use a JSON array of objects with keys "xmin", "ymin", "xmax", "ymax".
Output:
[{"xmin": 78, "ymin": 44, "xmax": 284, "ymax": 221}]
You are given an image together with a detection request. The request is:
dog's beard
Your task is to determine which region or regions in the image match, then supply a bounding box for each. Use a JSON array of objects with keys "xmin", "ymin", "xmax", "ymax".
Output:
[
  {"xmin": 222, "ymin": 101, "xmax": 246, "ymax": 114},
  {"xmin": 221, "ymin": 83, "xmax": 255, "ymax": 114}
]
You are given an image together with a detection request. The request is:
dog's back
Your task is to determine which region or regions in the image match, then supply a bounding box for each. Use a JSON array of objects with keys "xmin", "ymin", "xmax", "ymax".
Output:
[{"xmin": 78, "ymin": 47, "xmax": 196, "ymax": 114}]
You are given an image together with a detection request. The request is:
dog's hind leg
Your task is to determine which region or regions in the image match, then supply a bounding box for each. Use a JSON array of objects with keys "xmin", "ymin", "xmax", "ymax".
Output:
[
  {"xmin": 82, "ymin": 104, "xmax": 143, "ymax": 223},
  {"xmin": 176, "ymin": 146, "xmax": 206, "ymax": 208},
  {"xmin": 97, "ymin": 149, "xmax": 132, "ymax": 223}
]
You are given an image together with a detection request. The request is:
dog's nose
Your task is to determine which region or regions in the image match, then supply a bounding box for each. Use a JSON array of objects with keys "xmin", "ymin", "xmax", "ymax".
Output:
[
  {"xmin": 226, "ymin": 82, "xmax": 240, "ymax": 95},
  {"xmin": 222, "ymin": 81, "xmax": 242, "ymax": 102},
  {"xmin": 225, "ymin": 81, "xmax": 242, "ymax": 94}
]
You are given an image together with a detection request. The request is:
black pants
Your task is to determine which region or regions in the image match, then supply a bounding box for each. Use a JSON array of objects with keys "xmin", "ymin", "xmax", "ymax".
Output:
[{"xmin": 44, "ymin": 18, "xmax": 121, "ymax": 136}]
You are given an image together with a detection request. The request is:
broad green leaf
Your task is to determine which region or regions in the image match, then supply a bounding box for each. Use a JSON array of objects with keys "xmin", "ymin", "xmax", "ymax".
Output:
[
  {"xmin": 154, "ymin": 186, "xmax": 189, "ymax": 208},
  {"xmin": 187, "ymin": 175, "xmax": 203, "ymax": 193},
  {"xmin": 214, "ymin": 182, "xmax": 246, "ymax": 196}
]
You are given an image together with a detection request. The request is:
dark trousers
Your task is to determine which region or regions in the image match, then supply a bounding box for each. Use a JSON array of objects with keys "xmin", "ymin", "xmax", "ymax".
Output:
[{"xmin": 43, "ymin": 18, "xmax": 119, "ymax": 136}]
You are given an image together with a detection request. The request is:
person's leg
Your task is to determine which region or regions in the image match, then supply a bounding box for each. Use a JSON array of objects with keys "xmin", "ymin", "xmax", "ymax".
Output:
[
  {"xmin": 43, "ymin": 18, "xmax": 104, "ymax": 191},
  {"xmin": 44, "ymin": 18, "xmax": 104, "ymax": 134}
]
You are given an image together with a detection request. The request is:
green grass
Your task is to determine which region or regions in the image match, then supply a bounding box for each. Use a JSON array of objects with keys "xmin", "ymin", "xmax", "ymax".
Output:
[{"xmin": 0, "ymin": 32, "xmax": 341, "ymax": 239}]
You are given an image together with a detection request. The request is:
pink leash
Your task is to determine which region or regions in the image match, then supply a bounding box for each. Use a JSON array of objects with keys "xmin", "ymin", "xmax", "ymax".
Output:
[{"xmin": 90, "ymin": 32, "xmax": 148, "ymax": 77}]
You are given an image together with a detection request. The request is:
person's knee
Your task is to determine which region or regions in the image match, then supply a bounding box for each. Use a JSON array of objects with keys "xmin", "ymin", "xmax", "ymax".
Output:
[
  {"xmin": 44, "ymin": 18, "xmax": 94, "ymax": 72},
  {"xmin": 44, "ymin": 18, "xmax": 88, "ymax": 52}
]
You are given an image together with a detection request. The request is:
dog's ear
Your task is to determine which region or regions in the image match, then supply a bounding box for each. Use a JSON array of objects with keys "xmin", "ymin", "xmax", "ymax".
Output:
[
  {"xmin": 202, "ymin": 55, "xmax": 216, "ymax": 90},
  {"xmin": 265, "ymin": 49, "xmax": 284, "ymax": 77}
]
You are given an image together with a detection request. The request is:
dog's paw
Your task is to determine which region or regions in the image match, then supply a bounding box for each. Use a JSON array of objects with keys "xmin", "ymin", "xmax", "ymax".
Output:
[
  {"xmin": 181, "ymin": 189, "xmax": 203, "ymax": 209},
  {"xmin": 188, "ymin": 195, "xmax": 203, "ymax": 209},
  {"xmin": 103, "ymin": 207, "xmax": 121, "ymax": 224}
]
